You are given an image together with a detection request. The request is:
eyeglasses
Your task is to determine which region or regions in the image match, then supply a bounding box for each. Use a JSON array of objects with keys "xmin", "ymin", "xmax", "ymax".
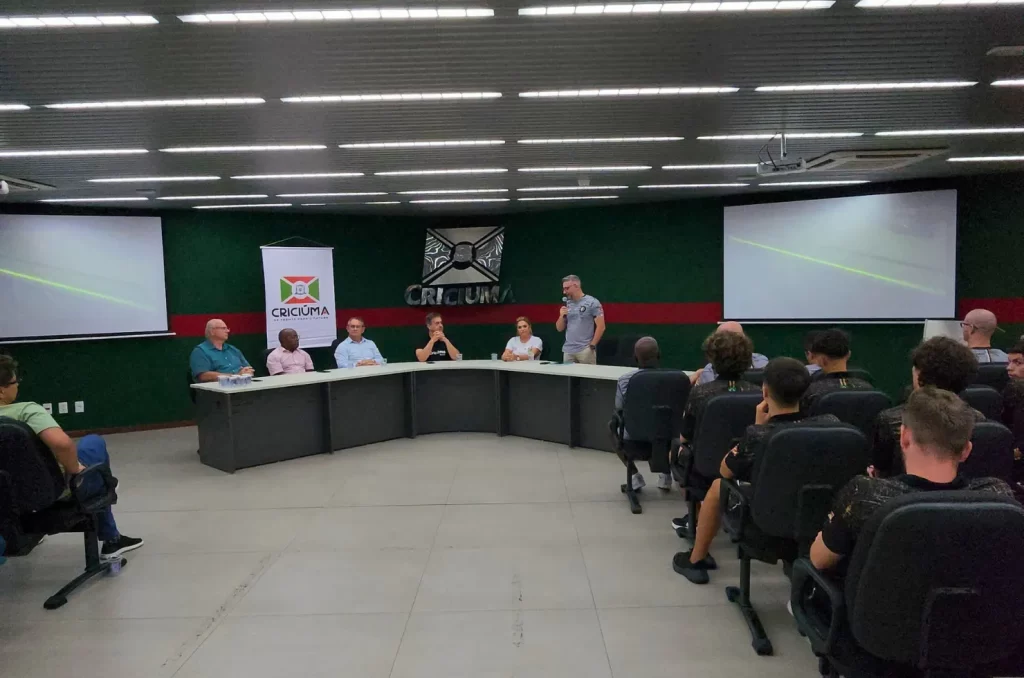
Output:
[{"xmin": 959, "ymin": 322, "xmax": 974, "ymax": 329}]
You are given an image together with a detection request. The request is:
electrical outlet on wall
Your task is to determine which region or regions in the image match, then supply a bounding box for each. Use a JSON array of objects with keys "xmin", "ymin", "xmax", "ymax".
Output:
[
  {"xmin": 74, "ymin": 401, "xmax": 85, "ymax": 413},
  {"xmin": 58, "ymin": 402, "xmax": 69, "ymax": 414},
  {"xmin": 43, "ymin": 403, "xmax": 53, "ymax": 414}
]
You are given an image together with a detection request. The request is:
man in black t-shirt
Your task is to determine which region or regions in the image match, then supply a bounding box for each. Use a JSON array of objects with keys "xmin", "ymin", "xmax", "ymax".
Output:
[
  {"xmin": 673, "ymin": 358, "xmax": 839, "ymax": 585},
  {"xmin": 811, "ymin": 387, "xmax": 1013, "ymax": 572},
  {"xmin": 1003, "ymin": 341, "xmax": 1024, "ymax": 481},
  {"xmin": 415, "ymin": 312, "xmax": 461, "ymax": 363},
  {"xmin": 799, "ymin": 328, "xmax": 873, "ymax": 412}
]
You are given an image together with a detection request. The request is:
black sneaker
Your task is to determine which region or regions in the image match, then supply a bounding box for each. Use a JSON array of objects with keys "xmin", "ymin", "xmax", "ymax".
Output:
[
  {"xmin": 672, "ymin": 516, "xmax": 692, "ymax": 538},
  {"xmin": 101, "ymin": 535, "xmax": 144, "ymax": 560},
  {"xmin": 672, "ymin": 551, "xmax": 714, "ymax": 584}
]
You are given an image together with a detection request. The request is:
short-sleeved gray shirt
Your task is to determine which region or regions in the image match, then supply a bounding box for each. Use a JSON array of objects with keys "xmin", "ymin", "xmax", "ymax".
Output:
[{"xmin": 562, "ymin": 294, "xmax": 604, "ymax": 353}]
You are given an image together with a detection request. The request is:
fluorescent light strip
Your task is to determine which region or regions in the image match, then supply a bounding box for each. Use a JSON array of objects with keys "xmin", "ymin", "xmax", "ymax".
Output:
[
  {"xmin": 518, "ymin": 166, "xmax": 651, "ymax": 172},
  {"xmin": 517, "ymin": 185, "xmax": 628, "ymax": 192},
  {"xmin": 0, "ymin": 104, "xmax": 30, "ymax": 111},
  {"xmin": 179, "ymin": 9, "xmax": 493, "ymax": 23},
  {"xmin": 160, "ymin": 145, "xmax": 326, "ymax": 153},
  {"xmin": 760, "ymin": 180, "xmax": 869, "ymax": 186},
  {"xmin": 231, "ymin": 172, "xmax": 363, "ymax": 179},
  {"xmin": 364, "ymin": 201, "xmax": 401, "ymax": 205},
  {"xmin": 158, "ymin": 194, "xmax": 269, "ymax": 201},
  {"xmin": 194, "ymin": 203, "xmax": 292, "ymax": 209},
  {"xmin": 519, "ymin": 2, "xmax": 834, "ymax": 16},
  {"xmin": 518, "ymin": 136, "xmax": 683, "ymax": 144},
  {"xmin": 663, "ymin": 163, "xmax": 758, "ymax": 169},
  {"xmin": 518, "ymin": 195, "xmax": 619, "ymax": 201},
  {"xmin": 341, "ymin": 140, "xmax": 504, "ymax": 148},
  {"xmin": 948, "ymin": 156, "xmax": 1024, "ymax": 162},
  {"xmin": 39, "ymin": 197, "xmax": 150, "ymax": 203},
  {"xmin": 640, "ymin": 183, "xmax": 749, "ymax": 188},
  {"xmin": 857, "ymin": 0, "xmax": 1024, "ymax": 7},
  {"xmin": 375, "ymin": 168, "xmax": 508, "ymax": 176},
  {"xmin": 756, "ymin": 81, "xmax": 975, "ymax": 92},
  {"xmin": 992, "ymin": 79, "xmax": 1024, "ymax": 87},
  {"xmin": 0, "ymin": 15, "xmax": 157, "ymax": 28},
  {"xmin": 46, "ymin": 97, "xmax": 264, "ymax": 110},
  {"xmin": 0, "ymin": 148, "xmax": 148, "ymax": 157},
  {"xmin": 409, "ymin": 198, "xmax": 510, "ymax": 204},
  {"xmin": 90, "ymin": 176, "xmax": 220, "ymax": 183},
  {"xmin": 284, "ymin": 92, "xmax": 501, "ymax": 103},
  {"xmin": 520, "ymin": 87, "xmax": 736, "ymax": 98},
  {"xmin": 398, "ymin": 188, "xmax": 508, "ymax": 195},
  {"xmin": 276, "ymin": 192, "xmax": 388, "ymax": 197},
  {"xmin": 875, "ymin": 127, "xmax": 1024, "ymax": 136},
  {"xmin": 699, "ymin": 133, "xmax": 863, "ymax": 140}
]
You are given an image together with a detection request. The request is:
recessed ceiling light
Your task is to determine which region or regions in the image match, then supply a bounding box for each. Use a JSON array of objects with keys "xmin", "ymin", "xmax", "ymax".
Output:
[
  {"xmin": 375, "ymin": 168, "xmax": 508, "ymax": 176},
  {"xmin": 699, "ymin": 132, "xmax": 863, "ymax": 140},
  {"xmin": 194, "ymin": 203, "xmax": 292, "ymax": 209},
  {"xmin": 518, "ymin": 166, "xmax": 651, "ymax": 172},
  {"xmin": 0, "ymin": 148, "xmax": 148, "ymax": 157},
  {"xmin": 157, "ymin": 194, "xmax": 269, "ymax": 200},
  {"xmin": 0, "ymin": 15, "xmax": 157, "ymax": 29},
  {"xmin": 662, "ymin": 163, "xmax": 758, "ymax": 169},
  {"xmin": 39, "ymin": 197, "xmax": 150, "ymax": 203},
  {"xmin": 45, "ymin": 97, "xmax": 264, "ymax": 110},
  {"xmin": 639, "ymin": 183, "xmax": 749, "ymax": 188},
  {"xmin": 409, "ymin": 198, "xmax": 510, "ymax": 204},
  {"xmin": 283, "ymin": 92, "xmax": 501, "ymax": 103},
  {"xmin": 363, "ymin": 201, "xmax": 402, "ymax": 205},
  {"xmin": 159, "ymin": 145, "xmax": 327, "ymax": 153},
  {"xmin": 519, "ymin": 2, "xmax": 834, "ymax": 16},
  {"xmin": 231, "ymin": 172, "xmax": 364, "ymax": 179},
  {"xmin": 519, "ymin": 87, "xmax": 736, "ymax": 98},
  {"xmin": 518, "ymin": 185, "xmax": 629, "ymax": 192},
  {"xmin": 518, "ymin": 195, "xmax": 619, "ymax": 201},
  {"xmin": 875, "ymin": 127, "xmax": 1024, "ymax": 136},
  {"xmin": 992, "ymin": 79, "xmax": 1024, "ymax": 87},
  {"xmin": 759, "ymin": 180, "xmax": 870, "ymax": 186},
  {"xmin": 340, "ymin": 140, "xmax": 504, "ymax": 148},
  {"xmin": 179, "ymin": 8, "xmax": 493, "ymax": 23},
  {"xmin": 276, "ymin": 192, "xmax": 388, "ymax": 197},
  {"xmin": 518, "ymin": 136, "xmax": 683, "ymax": 144},
  {"xmin": 301, "ymin": 203, "xmax": 327, "ymax": 206},
  {"xmin": 947, "ymin": 155, "xmax": 1024, "ymax": 162},
  {"xmin": 756, "ymin": 81, "xmax": 976, "ymax": 92},
  {"xmin": 89, "ymin": 176, "xmax": 220, "ymax": 183},
  {"xmin": 857, "ymin": 0, "xmax": 1024, "ymax": 7},
  {"xmin": 398, "ymin": 188, "xmax": 508, "ymax": 194},
  {"xmin": 0, "ymin": 104, "xmax": 30, "ymax": 111}
]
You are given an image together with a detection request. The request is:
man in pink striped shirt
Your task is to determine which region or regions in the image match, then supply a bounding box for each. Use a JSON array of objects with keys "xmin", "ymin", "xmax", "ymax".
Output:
[{"xmin": 266, "ymin": 328, "xmax": 315, "ymax": 375}]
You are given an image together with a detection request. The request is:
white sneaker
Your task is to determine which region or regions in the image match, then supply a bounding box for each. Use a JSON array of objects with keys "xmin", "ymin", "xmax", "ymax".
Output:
[
  {"xmin": 657, "ymin": 473, "xmax": 672, "ymax": 490},
  {"xmin": 632, "ymin": 474, "xmax": 646, "ymax": 491}
]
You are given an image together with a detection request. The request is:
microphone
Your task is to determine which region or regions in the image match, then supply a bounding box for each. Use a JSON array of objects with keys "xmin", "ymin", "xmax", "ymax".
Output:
[{"xmin": 561, "ymin": 296, "xmax": 569, "ymax": 304}]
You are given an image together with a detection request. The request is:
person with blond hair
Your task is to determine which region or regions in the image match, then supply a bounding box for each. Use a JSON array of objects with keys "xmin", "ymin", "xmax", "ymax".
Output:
[{"xmin": 502, "ymin": 316, "xmax": 543, "ymax": 361}]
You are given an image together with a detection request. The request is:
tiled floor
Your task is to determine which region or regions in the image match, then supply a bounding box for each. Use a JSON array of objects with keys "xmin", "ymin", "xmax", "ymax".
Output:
[{"xmin": 0, "ymin": 428, "xmax": 819, "ymax": 678}]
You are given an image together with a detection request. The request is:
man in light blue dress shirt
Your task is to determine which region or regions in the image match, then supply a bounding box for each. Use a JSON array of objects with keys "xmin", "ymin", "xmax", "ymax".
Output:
[{"xmin": 334, "ymin": 317, "xmax": 385, "ymax": 368}]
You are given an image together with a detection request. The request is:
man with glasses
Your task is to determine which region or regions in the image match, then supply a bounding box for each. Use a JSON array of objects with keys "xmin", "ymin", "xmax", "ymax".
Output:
[
  {"xmin": 335, "ymin": 316, "xmax": 384, "ymax": 368},
  {"xmin": 189, "ymin": 318, "xmax": 254, "ymax": 383},
  {"xmin": 961, "ymin": 309, "xmax": 1008, "ymax": 363}
]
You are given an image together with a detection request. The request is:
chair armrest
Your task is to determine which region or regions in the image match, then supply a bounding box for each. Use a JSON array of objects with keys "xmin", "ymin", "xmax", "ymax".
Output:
[
  {"xmin": 719, "ymin": 477, "xmax": 751, "ymax": 541},
  {"xmin": 791, "ymin": 557, "xmax": 845, "ymax": 656},
  {"xmin": 68, "ymin": 463, "xmax": 117, "ymax": 513}
]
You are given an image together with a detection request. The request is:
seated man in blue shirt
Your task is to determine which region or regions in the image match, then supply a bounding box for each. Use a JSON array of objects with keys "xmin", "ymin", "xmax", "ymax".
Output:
[
  {"xmin": 189, "ymin": 318, "xmax": 253, "ymax": 382},
  {"xmin": 335, "ymin": 316, "xmax": 385, "ymax": 368},
  {"xmin": 609, "ymin": 337, "xmax": 672, "ymax": 489}
]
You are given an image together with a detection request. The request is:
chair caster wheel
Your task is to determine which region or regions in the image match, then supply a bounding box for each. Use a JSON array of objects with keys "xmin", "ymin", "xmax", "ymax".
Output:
[
  {"xmin": 620, "ymin": 484, "xmax": 627, "ymax": 493},
  {"xmin": 725, "ymin": 586, "xmax": 740, "ymax": 603},
  {"xmin": 753, "ymin": 638, "xmax": 774, "ymax": 656}
]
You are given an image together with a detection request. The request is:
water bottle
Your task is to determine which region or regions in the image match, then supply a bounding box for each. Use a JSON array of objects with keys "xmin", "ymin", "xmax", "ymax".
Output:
[
  {"xmin": 381, "ymin": 358, "xmax": 388, "ymax": 366},
  {"xmin": 490, "ymin": 353, "xmax": 498, "ymax": 360},
  {"xmin": 218, "ymin": 375, "xmax": 230, "ymax": 387},
  {"xmin": 107, "ymin": 558, "xmax": 123, "ymax": 576}
]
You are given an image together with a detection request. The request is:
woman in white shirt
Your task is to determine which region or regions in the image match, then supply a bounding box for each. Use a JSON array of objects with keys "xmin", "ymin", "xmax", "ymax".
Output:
[{"xmin": 502, "ymin": 316, "xmax": 543, "ymax": 361}]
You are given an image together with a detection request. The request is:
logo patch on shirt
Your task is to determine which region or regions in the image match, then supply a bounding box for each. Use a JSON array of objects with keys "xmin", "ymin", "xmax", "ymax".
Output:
[{"xmin": 578, "ymin": 305, "xmax": 588, "ymax": 313}]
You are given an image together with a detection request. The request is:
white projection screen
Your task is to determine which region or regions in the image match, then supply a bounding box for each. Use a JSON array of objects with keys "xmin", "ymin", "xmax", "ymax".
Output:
[
  {"xmin": 723, "ymin": 190, "xmax": 957, "ymax": 321},
  {"xmin": 0, "ymin": 214, "xmax": 168, "ymax": 340}
]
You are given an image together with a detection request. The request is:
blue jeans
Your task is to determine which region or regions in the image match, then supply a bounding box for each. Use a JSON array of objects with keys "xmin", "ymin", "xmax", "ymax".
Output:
[{"xmin": 75, "ymin": 435, "xmax": 119, "ymax": 543}]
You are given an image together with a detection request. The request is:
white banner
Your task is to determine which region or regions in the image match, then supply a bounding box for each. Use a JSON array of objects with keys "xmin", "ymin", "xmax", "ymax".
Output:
[{"xmin": 261, "ymin": 246, "xmax": 337, "ymax": 349}]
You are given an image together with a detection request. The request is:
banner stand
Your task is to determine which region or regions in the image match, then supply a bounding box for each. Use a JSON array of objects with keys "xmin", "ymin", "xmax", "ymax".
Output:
[{"xmin": 261, "ymin": 244, "xmax": 337, "ymax": 349}]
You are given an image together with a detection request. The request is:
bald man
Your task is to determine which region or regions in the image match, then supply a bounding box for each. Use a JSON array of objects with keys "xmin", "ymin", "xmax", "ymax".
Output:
[
  {"xmin": 190, "ymin": 318, "xmax": 253, "ymax": 382},
  {"xmin": 693, "ymin": 321, "xmax": 768, "ymax": 385},
  {"xmin": 611, "ymin": 337, "xmax": 674, "ymax": 489},
  {"xmin": 962, "ymin": 309, "xmax": 1008, "ymax": 363}
]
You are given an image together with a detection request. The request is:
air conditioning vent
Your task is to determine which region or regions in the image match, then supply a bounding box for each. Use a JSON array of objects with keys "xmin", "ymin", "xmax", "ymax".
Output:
[
  {"xmin": 0, "ymin": 174, "xmax": 55, "ymax": 193},
  {"xmin": 804, "ymin": 148, "xmax": 947, "ymax": 173}
]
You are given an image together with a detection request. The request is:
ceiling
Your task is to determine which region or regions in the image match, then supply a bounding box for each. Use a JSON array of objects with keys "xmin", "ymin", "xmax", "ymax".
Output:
[{"xmin": 0, "ymin": 0, "xmax": 1022, "ymax": 214}]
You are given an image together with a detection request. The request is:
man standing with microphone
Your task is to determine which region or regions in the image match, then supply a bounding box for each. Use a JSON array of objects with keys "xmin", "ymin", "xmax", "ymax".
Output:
[{"xmin": 556, "ymin": 274, "xmax": 606, "ymax": 364}]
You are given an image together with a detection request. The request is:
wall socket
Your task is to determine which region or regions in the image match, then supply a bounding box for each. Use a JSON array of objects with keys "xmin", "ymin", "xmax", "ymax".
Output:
[
  {"xmin": 74, "ymin": 401, "xmax": 85, "ymax": 414},
  {"xmin": 42, "ymin": 403, "xmax": 53, "ymax": 414},
  {"xmin": 58, "ymin": 402, "xmax": 69, "ymax": 414}
]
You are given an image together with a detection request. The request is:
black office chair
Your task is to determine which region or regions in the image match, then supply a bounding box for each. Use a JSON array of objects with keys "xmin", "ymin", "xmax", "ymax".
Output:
[
  {"xmin": 674, "ymin": 392, "xmax": 762, "ymax": 539},
  {"xmin": 971, "ymin": 362, "xmax": 1010, "ymax": 393},
  {"xmin": 960, "ymin": 420, "xmax": 1015, "ymax": 484},
  {"xmin": 720, "ymin": 423, "xmax": 869, "ymax": 656},
  {"xmin": 261, "ymin": 347, "xmax": 274, "ymax": 376},
  {"xmin": 959, "ymin": 385, "xmax": 1003, "ymax": 420},
  {"xmin": 187, "ymin": 367, "xmax": 197, "ymax": 405},
  {"xmin": 792, "ymin": 491, "xmax": 1024, "ymax": 678},
  {"xmin": 0, "ymin": 417, "xmax": 125, "ymax": 609},
  {"xmin": 807, "ymin": 390, "xmax": 892, "ymax": 439},
  {"xmin": 614, "ymin": 369, "xmax": 691, "ymax": 514},
  {"xmin": 741, "ymin": 369, "xmax": 765, "ymax": 386},
  {"xmin": 844, "ymin": 368, "xmax": 874, "ymax": 385}
]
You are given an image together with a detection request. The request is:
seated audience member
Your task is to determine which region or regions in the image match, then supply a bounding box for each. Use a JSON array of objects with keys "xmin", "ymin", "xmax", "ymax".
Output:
[
  {"xmin": 0, "ymin": 355, "xmax": 143, "ymax": 559},
  {"xmin": 962, "ymin": 308, "xmax": 1008, "ymax": 363},
  {"xmin": 1003, "ymin": 341, "xmax": 1024, "ymax": 462},
  {"xmin": 873, "ymin": 337, "xmax": 982, "ymax": 477},
  {"xmin": 267, "ymin": 328, "xmax": 314, "ymax": 375},
  {"xmin": 416, "ymin": 312, "xmax": 461, "ymax": 362},
  {"xmin": 502, "ymin": 316, "xmax": 543, "ymax": 361},
  {"xmin": 610, "ymin": 337, "xmax": 671, "ymax": 490},
  {"xmin": 810, "ymin": 387, "xmax": 1013, "ymax": 573},
  {"xmin": 335, "ymin": 317, "xmax": 384, "ymax": 368},
  {"xmin": 673, "ymin": 357, "xmax": 839, "ymax": 584},
  {"xmin": 799, "ymin": 328, "xmax": 873, "ymax": 411},
  {"xmin": 190, "ymin": 318, "xmax": 254, "ymax": 382},
  {"xmin": 693, "ymin": 322, "xmax": 768, "ymax": 385},
  {"xmin": 803, "ymin": 330, "xmax": 822, "ymax": 377}
]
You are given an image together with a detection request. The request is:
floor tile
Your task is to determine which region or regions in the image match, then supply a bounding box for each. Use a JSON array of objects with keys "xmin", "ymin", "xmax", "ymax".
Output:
[
  {"xmin": 290, "ymin": 505, "xmax": 445, "ymax": 550},
  {"xmin": 433, "ymin": 502, "xmax": 578, "ymax": 547},
  {"xmin": 114, "ymin": 508, "xmax": 310, "ymax": 554},
  {"xmin": 447, "ymin": 466, "xmax": 568, "ymax": 504}
]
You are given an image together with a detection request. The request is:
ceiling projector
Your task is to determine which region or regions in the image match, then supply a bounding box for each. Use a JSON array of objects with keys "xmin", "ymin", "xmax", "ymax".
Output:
[{"xmin": 755, "ymin": 158, "xmax": 807, "ymax": 176}]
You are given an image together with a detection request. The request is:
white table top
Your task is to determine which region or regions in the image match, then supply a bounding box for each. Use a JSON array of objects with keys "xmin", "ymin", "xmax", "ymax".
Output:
[{"xmin": 190, "ymin": 359, "xmax": 668, "ymax": 394}]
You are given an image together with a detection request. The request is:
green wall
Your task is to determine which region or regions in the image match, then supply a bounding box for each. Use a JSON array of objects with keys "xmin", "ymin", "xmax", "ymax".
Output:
[{"xmin": 4, "ymin": 173, "xmax": 1023, "ymax": 431}]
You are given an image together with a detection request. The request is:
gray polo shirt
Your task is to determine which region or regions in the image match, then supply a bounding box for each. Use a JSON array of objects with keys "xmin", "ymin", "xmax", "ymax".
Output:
[
  {"xmin": 563, "ymin": 294, "xmax": 604, "ymax": 353},
  {"xmin": 972, "ymin": 347, "xmax": 1008, "ymax": 363}
]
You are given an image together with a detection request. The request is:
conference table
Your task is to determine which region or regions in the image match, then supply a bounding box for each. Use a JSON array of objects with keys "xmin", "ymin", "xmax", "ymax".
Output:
[{"xmin": 191, "ymin": 360, "xmax": 650, "ymax": 473}]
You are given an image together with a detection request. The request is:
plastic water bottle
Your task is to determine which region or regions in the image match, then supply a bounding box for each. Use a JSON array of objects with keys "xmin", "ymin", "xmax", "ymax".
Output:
[
  {"xmin": 106, "ymin": 558, "xmax": 122, "ymax": 576},
  {"xmin": 382, "ymin": 358, "xmax": 388, "ymax": 366},
  {"xmin": 218, "ymin": 375, "xmax": 230, "ymax": 387},
  {"xmin": 490, "ymin": 353, "xmax": 498, "ymax": 360}
]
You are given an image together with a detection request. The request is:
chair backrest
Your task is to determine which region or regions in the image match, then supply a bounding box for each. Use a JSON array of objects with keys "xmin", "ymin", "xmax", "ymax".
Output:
[
  {"xmin": 959, "ymin": 385, "xmax": 1003, "ymax": 421},
  {"xmin": 972, "ymin": 363, "xmax": 1009, "ymax": 392},
  {"xmin": 330, "ymin": 338, "xmax": 343, "ymax": 353},
  {"xmin": 844, "ymin": 368, "xmax": 874, "ymax": 385},
  {"xmin": 741, "ymin": 369, "xmax": 765, "ymax": 386},
  {"xmin": 960, "ymin": 420, "xmax": 1015, "ymax": 483},
  {"xmin": 261, "ymin": 348, "xmax": 275, "ymax": 376},
  {"xmin": 844, "ymin": 491, "xmax": 1024, "ymax": 668},
  {"xmin": 622, "ymin": 369, "xmax": 691, "ymax": 443},
  {"xmin": 0, "ymin": 417, "xmax": 65, "ymax": 513},
  {"xmin": 749, "ymin": 423, "xmax": 869, "ymax": 541},
  {"xmin": 807, "ymin": 390, "xmax": 892, "ymax": 438},
  {"xmin": 692, "ymin": 392, "xmax": 763, "ymax": 478}
]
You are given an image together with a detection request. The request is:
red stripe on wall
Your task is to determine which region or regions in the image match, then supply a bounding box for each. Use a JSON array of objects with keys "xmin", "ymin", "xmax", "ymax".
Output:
[{"xmin": 958, "ymin": 298, "xmax": 1024, "ymax": 325}]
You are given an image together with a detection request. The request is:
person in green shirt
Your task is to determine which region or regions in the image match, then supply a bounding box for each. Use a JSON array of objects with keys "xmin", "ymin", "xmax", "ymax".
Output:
[{"xmin": 0, "ymin": 355, "xmax": 143, "ymax": 560}]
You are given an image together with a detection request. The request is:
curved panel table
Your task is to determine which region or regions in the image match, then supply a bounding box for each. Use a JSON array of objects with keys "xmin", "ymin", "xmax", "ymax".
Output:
[{"xmin": 191, "ymin": 360, "xmax": 651, "ymax": 473}]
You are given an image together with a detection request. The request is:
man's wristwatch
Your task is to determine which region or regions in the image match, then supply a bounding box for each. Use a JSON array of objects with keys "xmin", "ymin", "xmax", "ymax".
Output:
[{"xmin": 588, "ymin": 344, "xmax": 597, "ymax": 351}]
